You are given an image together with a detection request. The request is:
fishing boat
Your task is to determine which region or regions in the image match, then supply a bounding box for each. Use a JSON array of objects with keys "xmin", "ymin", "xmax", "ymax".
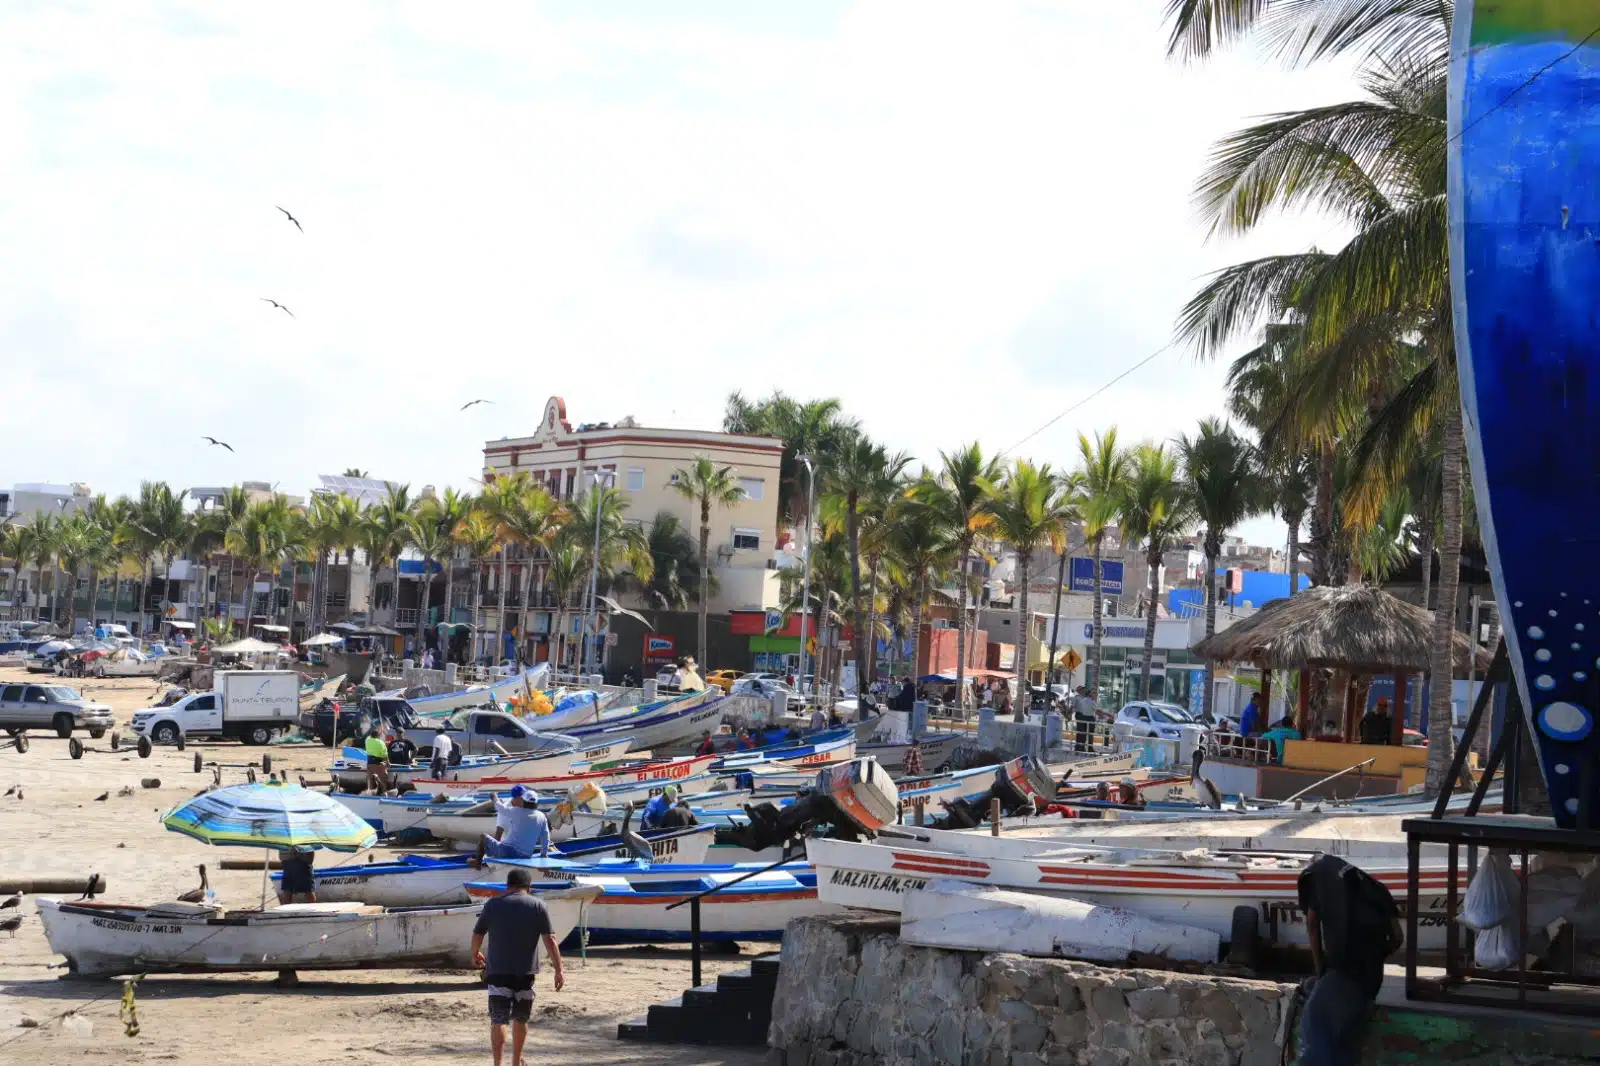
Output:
[
  {"xmin": 330, "ymin": 791, "xmax": 465, "ymax": 836},
  {"xmin": 421, "ymin": 778, "xmax": 744, "ymax": 845},
  {"xmin": 557, "ymin": 690, "xmax": 726, "ymax": 752},
  {"xmin": 895, "ymin": 755, "xmax": 1058, "ymax": 817},
  {"xmin": 407, "ymin": 664, "xmax": 550, "ymax": 717},
  {"xmin": 295, "ymin": 827, "xmax": 720, "ymax": 905},
  {"xmin": 807, "ymin": 831, "xmax": 1464, "ymax": 950},
  {"xmin": 34, "ymin": 882, "xmax": 599, "ymax": 977},
  {"xmin": 465, "ymin": 868, "xmax": 842, "ymax": 944},
  {"xmin": 858, "ymin": 732, "xmax": 963, "ymax": 773},
  {"xmin": 298, "ymin": 673, "xmax": 346, "ymax": 712},
  {"xmin": 716, "ymin": 732, "xmax": 858, "ymax": 773},
  {"xmin": 411, "ymin": 752, "xmax": 724, "ymax": 799}
]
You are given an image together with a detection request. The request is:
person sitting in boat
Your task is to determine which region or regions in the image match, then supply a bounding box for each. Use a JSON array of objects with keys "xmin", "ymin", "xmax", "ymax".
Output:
[
  {"xmin": 660, "ymin": 799, "xmax": 699, "ymax": 830},
  {"xmin": 1115, "ymin": 778, "xmax": 1144, "ymax": 808},
  {"xmin": 695, "ymin": 730, "xmax": 717, "ymax": 757},
  {"xmin": 641, "ymin": 784, "xmax": 679, "ymax": 830},
  {"xmin": 901, "ymin": 741, "xmax": 924, "ymax": 777},
  {"xmin": 737, "ymin": 729, "xmax": 756, "ymax": 751},
  {"xmin": 363, "ymin": 731, "xmax": 391, "ymax": 793},
  {"xmin": 472, "ymin": 785, "xmax": 551, "ymax": 867}
]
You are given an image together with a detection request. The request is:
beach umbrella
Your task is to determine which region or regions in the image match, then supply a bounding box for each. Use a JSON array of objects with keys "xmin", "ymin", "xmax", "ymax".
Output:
[
  {"xmin": 213, "ymin": 637, "xmax": 280, "ymax": 654},
  {"xmin": 162, "ymin": 780, "xmax": 377, "ymax": 905},
  {"xmin": 300, "ymin": 632, "xmax": 344, "ymax": 647}
]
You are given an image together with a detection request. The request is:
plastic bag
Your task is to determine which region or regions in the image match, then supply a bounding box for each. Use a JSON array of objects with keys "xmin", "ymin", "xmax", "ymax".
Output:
[
  {"xmin": 1474, "ymin": 921, "xmax": 1522, "ymax": 971},
  {"xmin": 1460, "ymin": 850, "xmax": 1517, "ymax": 931}
]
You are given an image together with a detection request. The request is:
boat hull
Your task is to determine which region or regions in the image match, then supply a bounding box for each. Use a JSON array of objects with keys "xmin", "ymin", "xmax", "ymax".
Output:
[
  {"xmin": 859, "ymin": 732, "xmax": 962, "ymax": 772},
  {"xmin": 34, "ymin": 891, "xmax": 592, "ymax": 977},
  {"xmin": 1451, "ymin": 1, "xmax": 1600, "ymax": 826},
  {"xmin": 408, "ymin": 666, "xmax": 549, "ymax": 716}
]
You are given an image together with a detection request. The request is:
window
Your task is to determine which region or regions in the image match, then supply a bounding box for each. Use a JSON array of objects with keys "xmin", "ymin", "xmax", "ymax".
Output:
[
  {"xmin": 626, "ymin": 468, "xmax": 645, "ymax": 492},
  {"xmin": 739, "ymin": 477, "xmax": 764, "ymax": 501},
  {"xmin": 191, "ymin": 694, "xmax": 216, "ymax": 711},
  {"xmin": 24, "ymin": 687, "xmax": 48, "ymax": 704},
  {"xmin": 732, "ymin": 529, "xmax": 761, "ymax": 552},
  {"xmin": 0, "ymin": 686, "xmax": 20, "ymax": 702}
]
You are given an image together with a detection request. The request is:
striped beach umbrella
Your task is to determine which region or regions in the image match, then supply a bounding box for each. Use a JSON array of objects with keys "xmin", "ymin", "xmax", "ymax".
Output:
[{"xmin": 162, "ymin": 780, "xmax": 377, "ymax": 852}]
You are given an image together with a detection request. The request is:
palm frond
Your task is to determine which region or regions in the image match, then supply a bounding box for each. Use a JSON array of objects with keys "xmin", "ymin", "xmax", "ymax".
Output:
[{"xmin": 1175, "ymin": 252, "xmax": 1331, "ymax": 357}]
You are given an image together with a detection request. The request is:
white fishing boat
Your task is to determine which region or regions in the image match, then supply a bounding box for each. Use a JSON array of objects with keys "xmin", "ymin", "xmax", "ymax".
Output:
[
  {"xmin": 424, "ymin": 737, "xmax": 635, "ymax": 784},
  {"xmin": 466, "ymin": 868, "xmax": 842, "ymax": 944},
  {"xmin": 408, "ymin": 664, "xmax": 550, "ymax": 717},
  {"xmin": 34, "ymin": 883, "xmax": 599, "ymax": 977},
  {"xmin": 559, "ymin": 690, "xmax": 725, "ymax": 752},
  {"xmin": 900, "ymin": 879, "xmax": 1221, "ymax": 964},
  {"xmin": 425, "ymin": 785, "xmax": 752, "ymax": 845},
  {"xmin": 331, "ymin": 792, "xmax": 465, "ymax": 836},
  {"xmin": 858, "ymin": 732, "xmax": 963, "ymax": 773},
  {"xmin": 807, "ymin": 831, "xmax": 1464, "ymax": 950},
  {"xmin": 414, "ymin": 753, "xmax": 724, "ymax": 799},
  {"xmin": 298, "ymin": 673, "xmax": 347, "ymax": 711},
  {"xmin": 300, "ymin": 828, "xmax": 719, "ymax": 905},
  {"xmin": 716, "ymin": 732, "xmax": 857, "ymax": 771}
]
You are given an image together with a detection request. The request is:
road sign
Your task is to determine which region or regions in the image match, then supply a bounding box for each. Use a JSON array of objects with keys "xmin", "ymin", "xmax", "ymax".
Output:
[
  {"xmin": 1068, "ymin": 557, "xmax": 1124, "ymax": 595},
  {"xmin": 1062, "ymin": 648, "xmax": 1082, "ymax": 672}
]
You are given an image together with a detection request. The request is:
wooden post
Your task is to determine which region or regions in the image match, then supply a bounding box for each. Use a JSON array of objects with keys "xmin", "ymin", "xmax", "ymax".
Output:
[
  {"xmin": 1259, "ymin": 666, "xmax": 1273, "ymax": 725},
  {"xmin": 1392, "ymin": 672, "xmax": 1408, "ymax": 745},
  {"xmin": 989, "ymin": 796, "xmax": 1001, "ymax": 836}
]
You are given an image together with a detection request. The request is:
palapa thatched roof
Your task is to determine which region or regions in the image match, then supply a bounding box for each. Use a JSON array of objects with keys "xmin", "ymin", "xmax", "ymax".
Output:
[{"xmin": 1190, "ymin": 584, "xmax": 1490, "ymax": 674}]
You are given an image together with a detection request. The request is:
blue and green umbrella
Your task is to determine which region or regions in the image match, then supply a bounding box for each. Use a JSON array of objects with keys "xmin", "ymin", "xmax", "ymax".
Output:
[{"xmin": 162, "ymin": 780, "xmax": 377, "ymax": 853}]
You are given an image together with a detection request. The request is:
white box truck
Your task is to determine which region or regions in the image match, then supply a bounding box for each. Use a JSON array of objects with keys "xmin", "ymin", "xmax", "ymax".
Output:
[{"xmin": 130, "ymin": 670, "xmax": 300, "ymax": 745}]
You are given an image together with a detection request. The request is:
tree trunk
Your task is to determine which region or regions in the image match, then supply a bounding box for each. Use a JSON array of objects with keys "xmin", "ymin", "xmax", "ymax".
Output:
[
  {"xmin": 1425, "ymin": 403, "xmax": 1466, "ymax": 794},
  {"xmin": 520, "ymin": 557, "xmax": 536, "ymax": 667},
  {"xmin": 142, "ymin": 558, "xmax": 153, "ymax": 636},
  {"xmin": 244, "ymin": 568, "xmax": 260, "ymax": 631},
  {"xmin": 86, "ymin": 566, "xmax": 99, "ymax": 629},
  {"xmin": 1286, "ymin": 511, "xmax": 1302, "ymax": 598},
  {"xmin": 697, "ymin": 502, "xmax": 711, "ymax": 669},
  {"xmin": 865, "ymin": 560, "xmax": 880, "ymax": 685},
  {"xmin": 1203, "ymin": 540, "xmax": 1218, "ymax": 719},
  {"xmin": 1141, "ymin": 545, "xmax": 1160, "ymax": 699},
  {"xmin": 472, "ymin": 560, "xmax": 483, "ymax": 665},
  {"xmin": 1090, "ymin": 532, "xmax": 1105, "ymax": 700},
  {"xmin": 1412, "ymin": 528, "xmax": 1435, "ymax": 732},
  {"xmin": 911, "ymin": 579, "xmax": 926, "ymax": 680},
  {"xmin": 1310, "ymin": 441, "xmax": 1336, "ymax": 587},
  {"xmin": 846, "ymin": 495, "xmax": 867, "ymax": 696},
  {"xmin": 493, "ymin": 546, "xmax": 509, "ymax": 665},
  {"xmin": 160, "ymin": 553, "xmax": 175, "ymax": 638},
  {"xmin": 956, "ymin": 545, "xmax": 971, "ymax": 712},
  {"xmin": 1014, "ymin": 553, "xmax": 1030, "ymax": 722}
]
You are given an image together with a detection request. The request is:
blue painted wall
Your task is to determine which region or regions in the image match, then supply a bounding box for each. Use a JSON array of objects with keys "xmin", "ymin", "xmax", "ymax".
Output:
[{"xmin": 1168, "ymin": 570, "xmax": 1311, "ymax": 616}]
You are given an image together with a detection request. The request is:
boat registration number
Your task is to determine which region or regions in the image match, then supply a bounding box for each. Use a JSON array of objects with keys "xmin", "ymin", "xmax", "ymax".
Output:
[
  {"xmin": 828, "ymin": 869, "xmax": 928, "ymax": 894},
  {"xmin": 91, "ymin": 916, "xmax": 182, "ymax": 934}
]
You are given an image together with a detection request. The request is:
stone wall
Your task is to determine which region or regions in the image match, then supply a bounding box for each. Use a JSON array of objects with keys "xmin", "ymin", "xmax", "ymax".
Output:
[{"xmin": 768, "ymin": 916, "xmax": 1290, "ymax": 1066}]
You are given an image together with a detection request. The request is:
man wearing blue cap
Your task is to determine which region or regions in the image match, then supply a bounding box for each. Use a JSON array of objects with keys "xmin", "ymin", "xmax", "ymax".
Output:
[{"xmin": 471, "ymin": 784, "xmax": 550, "ymax": 868}]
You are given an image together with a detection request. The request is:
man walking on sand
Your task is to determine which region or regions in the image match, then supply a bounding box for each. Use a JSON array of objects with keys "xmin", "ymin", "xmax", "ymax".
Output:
[{"xmin": 471, "ymin": 867, "xmax": 565, "ymax": 1066}]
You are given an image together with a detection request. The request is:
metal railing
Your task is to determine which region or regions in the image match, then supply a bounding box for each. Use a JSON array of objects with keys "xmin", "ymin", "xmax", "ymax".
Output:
[
  {"xmin": 1204, "ymin": 731, "xmax": 1276, "ymax": 765},
  {"xmin": 664, "ymin": 851, "xmax": 798, "ymax": 988}
]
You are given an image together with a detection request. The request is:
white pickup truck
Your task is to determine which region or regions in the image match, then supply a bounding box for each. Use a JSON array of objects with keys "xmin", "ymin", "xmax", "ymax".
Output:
[{"xmin": 131, "ymin": 670, "xmax": 300, "ymax": 745}]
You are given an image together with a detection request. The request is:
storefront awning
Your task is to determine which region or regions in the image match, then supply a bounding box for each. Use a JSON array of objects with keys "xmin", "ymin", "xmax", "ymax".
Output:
[
  {"xmin": 166, "ymin": 620, "xmax": 196, "ymax": 629},
  {"xmin": 255, "ymin": 624, "xmax": 290, "ymax": 633}
]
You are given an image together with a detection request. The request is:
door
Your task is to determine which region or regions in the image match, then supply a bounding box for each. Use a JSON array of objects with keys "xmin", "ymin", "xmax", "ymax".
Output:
[
  {"xmin": 21, "ymin": 686, "xmax": 54, "ymax": 728},
  {"xmin": 470, "ymin": 714, "xmax": 524, "ymax": 755},
  {"xmin": 0, "ymin": 685, "xmax": 21, "ymax": 727},
  {"xmin": 185, "ymin": 693, "xmax": 222, "ymax": 734}
]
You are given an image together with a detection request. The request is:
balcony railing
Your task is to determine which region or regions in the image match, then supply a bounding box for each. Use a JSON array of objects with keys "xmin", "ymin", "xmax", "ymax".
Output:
[{"xmin": 396, "ymin": 608, "xmax": 420, "ymax": 627}]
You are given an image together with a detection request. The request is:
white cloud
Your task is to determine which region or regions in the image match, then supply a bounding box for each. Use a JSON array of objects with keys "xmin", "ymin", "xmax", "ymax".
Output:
[{"xmin": 0, "ymin": 1, "xmax": 1356, "ymax": 543}]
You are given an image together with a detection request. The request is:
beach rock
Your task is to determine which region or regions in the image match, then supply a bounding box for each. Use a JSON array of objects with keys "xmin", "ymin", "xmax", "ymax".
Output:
[
  {"xmin": 1047, "ymin": 1009, "xmax": 1088, "ymax": 1047},
  {"xmin": 1088, "ymin": 985, "xmax": 1127, "ymax": 1023},
  {"xmin": 1125, "ymin": 987, "xmax": 1180, "ymax": 1020},
  {"xmin": 1195, "ymin": 989, "xmax": 1243, "ymax": 1035}
]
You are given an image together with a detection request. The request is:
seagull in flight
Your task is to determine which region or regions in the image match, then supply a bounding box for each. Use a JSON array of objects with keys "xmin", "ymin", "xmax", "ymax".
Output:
[
  {"xmin": 261, "ymin": 298, "xmax": 294, "ymax": 317},
  {"xmin": 276, "ymin": 206, "xmax": 303, "ymax": 232},
  {"xmin": 203, "ymin": 436, "xmax": 234, "ymax": 453},
  {"xmin": 460, "ymin": 399, "xmax": 493, "ymax": 411}
]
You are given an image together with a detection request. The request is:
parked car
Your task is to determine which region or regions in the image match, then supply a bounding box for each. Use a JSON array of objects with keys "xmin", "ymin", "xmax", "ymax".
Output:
[
  {"xmin": 299, "ymin": 696, "xmax": 418, "ymax": 746},
  {"xmin": 1111, "ymin": 701, "xmax": 1209, "ymax": 745},
  {"xmin": 731, "ymin": 674, "xmax": 798, "ymax": 704},
  {"xmin": 0, "ymin": 682, "xmax": 116, "ymax": 738},
  {"xmin": 706, "ymin": 669, "xmax": 745, "ymax": 693}
]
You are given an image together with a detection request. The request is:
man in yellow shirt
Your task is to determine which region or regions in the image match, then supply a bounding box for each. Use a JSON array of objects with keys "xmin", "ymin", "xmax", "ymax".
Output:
[{"xmin": 364, "ymin": 731, "xmax": 391, "ymax": 793}]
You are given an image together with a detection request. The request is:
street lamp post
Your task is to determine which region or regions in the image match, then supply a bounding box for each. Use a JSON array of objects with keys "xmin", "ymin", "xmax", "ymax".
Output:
[
  {"xmin": 796, "ymin": 455, "xmax": 815, "ymax": 704},
  {"xmin": 581, "ymin": 468, "xmax": 616, "ymax": 678}
]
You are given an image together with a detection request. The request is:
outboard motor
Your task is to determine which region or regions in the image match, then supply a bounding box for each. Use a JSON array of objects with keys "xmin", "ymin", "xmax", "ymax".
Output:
[
  {"xmin": 931, "ymin": 754, "xmax": 1057, "ymax": 830},
  {"xmin": 716, "ymin": 758, "xmax": 900, "ymax": 852}
]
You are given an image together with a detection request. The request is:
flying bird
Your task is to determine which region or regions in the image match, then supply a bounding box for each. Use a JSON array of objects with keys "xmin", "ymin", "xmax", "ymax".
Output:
[
  {"xmin": 460, "ymin": 399, "xmax": 493, "ymax": 411},
  {"xmin": 202, "ymin": 437, "xmax": 234, "ymax": 452},
  {"xmin": 277, "ymin": 205, "xmax": 303, "ymax": 232},
  {"xmin": 261, "ymin": 298, "xmax": 294, "ymax": 317}
]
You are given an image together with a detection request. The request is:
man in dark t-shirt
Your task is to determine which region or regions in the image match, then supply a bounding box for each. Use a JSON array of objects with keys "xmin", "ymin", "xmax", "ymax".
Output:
[
  {"xmin": 1297, "ymin": 854, "xmax": 1401, "ymax": 1066},
  {"xmin": 471, "ymin": 868, "xmax": 565, "ymax": 1066}
]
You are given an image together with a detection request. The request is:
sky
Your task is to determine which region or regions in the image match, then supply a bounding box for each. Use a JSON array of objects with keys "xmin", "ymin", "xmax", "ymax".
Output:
[{"xmin": 0, "ymin": 1, "xmax": 1359, "ymax": 545}]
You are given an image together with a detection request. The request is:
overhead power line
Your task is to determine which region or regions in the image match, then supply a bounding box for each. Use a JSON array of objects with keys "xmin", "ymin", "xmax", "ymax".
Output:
[{"xmin": 1000, "ymin": 342, "xmax": 1172, "ymax": 457}]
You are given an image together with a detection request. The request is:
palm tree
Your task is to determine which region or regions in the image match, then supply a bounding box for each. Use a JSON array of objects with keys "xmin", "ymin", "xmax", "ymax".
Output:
[
  {"xmin": 723, "ymin": 391, "xmax": 857, "ymax": 527},
  {"xmin": 226, "ymin": 496, "xmax": 294, "ymax": 633},
  {"xmin": 479, "ymin": 474, "xmax": 533, "ymax": 662},
  {"xmin": 433, "ymin": 488, "xmax": 473, "ymax": 649},
  {"xmin": 363, "ymin": 484, "xmax": 414, "ymax": 637},
  {"xmin": 667, "ymin": 456, "xmax": 746, "ymax": 668},
  {"xmin": 1076, "ymin": 429, "xmax": 1131, "ymax": 701},
  {"xmin": 0, "ymin": 519, "xmax": 23, "ymax": 621},
  {"xmin": 625, "ymin": 512, "xmax": 711, "ymax": 611},
  {"xmin": 1163, "ymin": 0, "xmax": 1448, "ymax": 69},
  {"xmin": 454, "ymin": 510, "xmax": 501, "ymax": 661},
  {"xmin": 22, "ymin": 514, "xmax": 61, "ymax": 624},
  {"xmin": 403, "ymin": 502, "xmax": 449, "ymax": 656},
  {"xmin": 822, "ymin": 434, "xmax": 912, "ymax": 693},
  {"xmin": 1178, "ymin": 418, "xmax": 1261, "ymax": 714},
  {"xmin": 1172, "ymin": 17, "xmax": 1461, "ymax": 789},
  {"xmin": 543, "ymin": 542, "xmax": 588, "ymax": 669},
  {"xmin": 564, "ymin": 485, "xmax": 652, "ymax": 670},
  {"xmin": 132, "ymin": 484, "xmax": 191, "ymax": 636},
  {"xmin": 498, "ymin": 483, "xmax": 565, "ymax": 664},
  {"xmin": 884, "ymin": 501, "xmax": 956, "ymax": 681},
  {"xmin": 1118, "ymin": 445, "xmax": 1194, "ymax": 701},
  {"xmin": 83, "ymin": 495, "xmax": 129, "ymax": 628},
  {"xmin": 916, "ymin": 443, "xmax": 1003, "ymax": 712},
  {"xmin": 52, "ymin": 514, "xmax": 96, "ymax": 633},
  {"xmin": 985, "ymin": 461, "xmax": 1079, "ymax": 719},
  {"xmin": 341, "ymin": 468, "xmax": 370, "ymax": 479}
]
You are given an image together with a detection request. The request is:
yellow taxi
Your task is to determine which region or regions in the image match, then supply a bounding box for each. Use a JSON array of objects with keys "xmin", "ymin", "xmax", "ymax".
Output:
[{"xmin": 706, "ymin": 669, "xmax": 746, "ymax": 693}]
